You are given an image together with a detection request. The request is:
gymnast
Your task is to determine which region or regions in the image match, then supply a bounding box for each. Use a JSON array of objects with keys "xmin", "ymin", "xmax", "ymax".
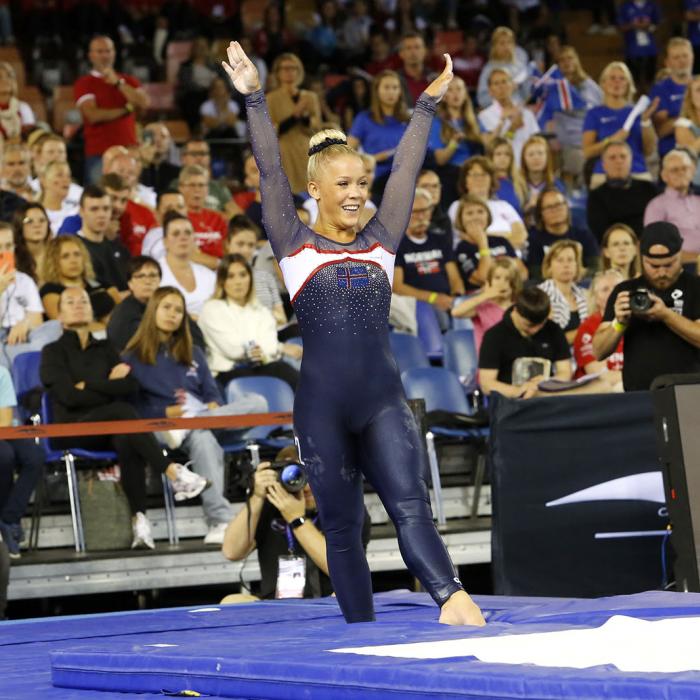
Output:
[{"xmin": 222, "ymin": 41, "xmax": 485, "ymax": 626}]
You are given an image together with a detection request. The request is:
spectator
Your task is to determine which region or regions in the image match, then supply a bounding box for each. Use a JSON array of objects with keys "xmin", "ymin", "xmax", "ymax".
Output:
[
  {"xmin": 0, "ymin": 62, "xmax": 34, "ymax": 141},
  {"xmin": 448, "ymin": 156, "xmax": 527, "ymax": 250},
  {"xmin": 486, "ymin": 137, "xmax": 526, "ymax": 213},
  {"xmin": 339, "ymin": 0, "xmax": 373, "ymax": 63},
  {"xmin": 341, "ymin": 75, "xmax": 371, "ymax": 132},
  {"xmin": 396, "ymin": 32, "xmax": 437, "ymax": 106},
  {"xmin": 0, "ymin": 366, "xmax": 43, "ymax": 559},
  {"xmin": 582, "ymin": 61, "xmax": 658, "ymax": 189},
  {"xmin": 200, "ymin": 76, "xmax": 246, "ymax": 140},
  {"xmin": 266, "ymin": 53, "xmax": 321, "ymax": 195},
  {"xmin": 417, "ymin": 169, "xmax": 451, "ymax": 235},
  {"xmin": 453, "ymin": 34, "xmax": 486, "ymax": 94},
  {"xmin": 428, "ymin": 76, "xmax": 483, "ymax": 206},
  {"xmin": 594, "ymin": 221, "xmax": 700, "ymax": 390},
  {"xmin": 527, "ymin": 186, "xmax": 600, "ymax": 277},
  {"xmin": 675, "ymin": 75, "xmax": 700, "ymax": 186},
  {"xmin": 478, "ymin": 286, "xmax": 572, "ymax": 398},
  {"xmin": 586, "ymin": 140, "xmax": 658, "ymax": 242},
  {"xmin": 123, "ymin": 286, "xmax": 264, "ymax": 545},
  {"xmin": 452, "ymin": 257, "xmax": 522, "ymax": 353},
  {"xmin": 29, "ymin": 134, "xmax": 83, "ymax": 209},
  {"xmin": 520, "ymin": 135, "xmax": 567, "ymax": 227},
  {"xmin": 199, "ymin": 254, "xmax": 300, "ymax": 391},
  {"xmin": 175, "ymin": 36, "xmax": 218, "ymax": 130},
  {"xmin": 348, "ymin": 70, "xmax": 410, "ymax": 201},
  {"xmin": 222, "ymin": 449, "xmax": 372, "ymax": 600},
  {"xmin": 644, "ymin": 149, "xmax": 700, "ymax": 263},
  {"xmin": 252, "ymin": 1, "xmax": 296, "ymax": 66},
  {"xmin": 650, "ymin": 38, "xmax": 694, "ymax": 158},
  {"xmin": 39, "ymin": 235, "xmax": 117, "ymax": 329},
  {"xmin": 393, "ymin": 187, "xmax": 465, "ymax": 327},
  {"xmin": 617, "ymin": 0, "xmax": 660, "ymax": 91},
  {"xmin": 141, "ymin": 189, "xmax": 188, "ymax": 260},
  {"xmin": 0, "ymin": 221, "xmax": 61, "ymax": 369},
  {"xmin": 477, "ymin": 26, "xmax": 531, "ymax": 108},
  {"xmin": 77, "ymin": 186, "xmax": 131, "ymax": 293},
  {"xmin": 538, "ymin": 239, "xmax": 589, "ymax": 343},
  {"xmin": 233, "ymin": 152, "xmax": 263, "ymax": 229},
  {"xmin": 12, "ymin": 203, "xmax": 51, "ymax": 283},
  {"xmin": 74, "ymin": 35, "xmax": 149, "ymax": 184},
  {"xmin": 479, "ymin": 69, "xmax": 540, "ymax": 168},
  {"xmin": 38, "ymin": 161, "xmax": 78, "ymax": 235},
  {"xmin": 107, "ymin": 255, "xmax": 205, "ymax": 353},
  {"xmin": 573, "ymin": 269, "xmax": 624, "ymax": 387},
  {"xmin": 139, "ymin": 122, "xmax": 181, "ymax": 194},
  {"xmin": 601, "ymin": 223, "xmax": 641, "ymax": 279},
  {"xmin": 178, "ymin": 164, "xmax": 227, "ymax": 270},
  {"xmin": 40, "ymin": 287, "xmax": 209, "ymax": 549},
  {"xmin": 159, "ymin": 212, "xmax": 216, "ymax": 319},
  {"xmin": 364, "ymin": 32, "xmax": 394, "ymax": 76},
  {"xmin": 303, "ymin": 0, "xmax": 343, "ymax": 70},
  {"xmin": 104, "ymin": 150, "xmax": 156, "ymax": 210},
  {"xmin": 1, "ymin": 144, "xmax": 34, "ymax": 202}
]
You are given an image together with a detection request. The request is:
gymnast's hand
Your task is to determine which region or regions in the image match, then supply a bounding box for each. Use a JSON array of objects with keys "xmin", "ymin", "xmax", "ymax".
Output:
[
  {"xmin": 221, "ymin": 40, "xmax": 262, "ymax": 95},
  {"xmin": 424, "ymin": 54, "xmax": 453, "ymax": 103}
]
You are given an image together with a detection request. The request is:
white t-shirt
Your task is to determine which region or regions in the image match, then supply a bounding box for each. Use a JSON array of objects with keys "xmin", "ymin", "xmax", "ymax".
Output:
[
  {"xmin": 0, "ymin": 271, "xmax": 43, "ymax": 328},
  {"xmin": 447, "ymin": 197, "xmax": 524, "ymax": 243},
  {"xmin": 199, "ymin": 99, "xmax": 246, "ymax": 137},
  {"xmin": 141, "ymin": 226, "xmax": 165, "ymax": 260},
  {"xmin": 477, "ymin": 101, "xmax": 540, "ymax": 167},
  {"xmin": 159, "ymin": 257, "xmax": 216, "ymax": 318},
  {"xmin": 30, "ymin": 179, "xmax": 83, "ymax": 211}
]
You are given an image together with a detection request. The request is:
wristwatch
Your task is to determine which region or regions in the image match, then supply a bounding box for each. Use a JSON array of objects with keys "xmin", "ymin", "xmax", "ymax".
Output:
[{"xmin": 289, "ymin": 516, "xmax": 306, "ymax": 530}]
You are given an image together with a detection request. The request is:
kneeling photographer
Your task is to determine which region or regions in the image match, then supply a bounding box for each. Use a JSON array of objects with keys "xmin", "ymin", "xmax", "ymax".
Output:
[
  {"xmin": 222, "ymin": 446, "xmax": 371, "ymax": 600},
  {"xmin": 593, "ymin": 222, "xmax": 700, "ymax": 391}
]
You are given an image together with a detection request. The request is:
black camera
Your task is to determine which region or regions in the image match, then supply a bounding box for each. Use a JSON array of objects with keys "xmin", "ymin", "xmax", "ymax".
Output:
[
  {"xmin": 269, "ymin": 459, "xmax": 307, "ymax": 494},
  {"xmin": 629, "ymin": 287, "xmax": 653, "ymax": 314}
]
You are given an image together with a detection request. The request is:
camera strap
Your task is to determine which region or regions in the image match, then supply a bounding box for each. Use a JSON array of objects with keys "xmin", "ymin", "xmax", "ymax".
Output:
[{"xmin": 284, "ymin": 516, "xmax": 319, "ymax": 554}]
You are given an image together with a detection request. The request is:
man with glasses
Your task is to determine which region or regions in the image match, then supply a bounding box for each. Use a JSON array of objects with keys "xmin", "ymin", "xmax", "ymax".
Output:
[
  {"xmin": 644, "ymin": 149, "xmax": 700, "ymax": 264},
  {"xmin": 527, "ymin": 186, "xmax": 600, "ymax": 278},
  {"xmin": 417, "ymin": 169, "xmax": 451, "ymax": 236}
]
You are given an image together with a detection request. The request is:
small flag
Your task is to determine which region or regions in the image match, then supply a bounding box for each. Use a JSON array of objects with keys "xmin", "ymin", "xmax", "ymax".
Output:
[{"xmin": 337, "ymin": 265, "xmax": 369, "ymax": 289}]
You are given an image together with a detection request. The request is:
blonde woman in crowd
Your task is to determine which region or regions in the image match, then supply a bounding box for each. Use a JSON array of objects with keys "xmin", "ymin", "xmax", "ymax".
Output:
[
  {"xmin": 476, "ymin": 26, "xmax": 530, "ymax": 108},
  {"xmin": 674, "ymin": 75, "xmax": 700, "ymax": 186}
]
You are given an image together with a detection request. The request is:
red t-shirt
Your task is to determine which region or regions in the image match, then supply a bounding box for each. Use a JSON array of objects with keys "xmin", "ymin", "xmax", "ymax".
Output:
[
  {"xmin": 120, "ymin": 200, "xmax": 158, "ymax": 257},
  {"xmin": 573, "ymin": 312, "xmax": 624, "ymax": 378},
  {"xmin": 74, "ymin": 71, "xmax": 141, "ymax": 156},
  {"xmin": 188, "ymin": 208, "xmax": 226, "ymax": 258}
]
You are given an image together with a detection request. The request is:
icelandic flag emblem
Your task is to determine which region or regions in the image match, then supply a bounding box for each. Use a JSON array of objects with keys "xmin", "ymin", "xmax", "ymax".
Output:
[
  {"xmin": 535, "ymin": 78, "xmax": 587, "ymax": 129},
  {"xmin": 337, "ymin": 265, "xmax": 369, "ymax": 289}
]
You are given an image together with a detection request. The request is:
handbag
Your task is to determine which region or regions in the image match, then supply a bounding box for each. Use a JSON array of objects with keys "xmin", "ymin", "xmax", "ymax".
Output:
[{"xmin": 78, "ymin": 471, "xmax": 132, "ymax": 551}]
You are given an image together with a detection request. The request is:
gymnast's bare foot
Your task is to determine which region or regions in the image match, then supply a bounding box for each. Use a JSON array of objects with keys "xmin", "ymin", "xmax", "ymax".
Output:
[{"xmin": 439, "ymin": 590, "xmax": 486, "ymax": 626}]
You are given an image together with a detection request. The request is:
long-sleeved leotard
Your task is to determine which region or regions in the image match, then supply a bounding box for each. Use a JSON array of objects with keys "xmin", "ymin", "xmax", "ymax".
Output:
[{"xmin": 245, "ymin": 88, "xmax": 464, "ymax": 622}]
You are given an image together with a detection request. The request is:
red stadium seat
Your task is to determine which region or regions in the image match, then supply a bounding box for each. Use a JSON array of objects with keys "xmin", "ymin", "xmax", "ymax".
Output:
[
  {"xmin": 433, "ymin": 30, "xmax": 464, "ymax": 56},
  {"xmin": 18, "ymin": 86, "xmax": 47, "ymax": 123}
]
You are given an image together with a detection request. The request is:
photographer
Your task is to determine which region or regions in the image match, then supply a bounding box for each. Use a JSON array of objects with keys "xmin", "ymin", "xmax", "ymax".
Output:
[
  {"xmin": 593, "ymin": 222, "xmax": 700, "ymax": 391},
  {"xmin": 222, "ymin": 448, "xmax": 371, "ymax": 600}
]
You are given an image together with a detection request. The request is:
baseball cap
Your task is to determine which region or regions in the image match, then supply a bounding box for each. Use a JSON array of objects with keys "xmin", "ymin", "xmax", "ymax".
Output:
[{"xmin": 640, "ymin": 221, "xmax": 683, "ymax": 258}]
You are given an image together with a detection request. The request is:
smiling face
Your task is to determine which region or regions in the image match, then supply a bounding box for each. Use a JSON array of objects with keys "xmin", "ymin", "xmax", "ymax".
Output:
[
  {"xmin": 223, "ymin": 261, "xmax": 252, "ymax": 305},
  {"xmin": 155, "ymin": 293, "xmax": 185, "ymax": 335}
]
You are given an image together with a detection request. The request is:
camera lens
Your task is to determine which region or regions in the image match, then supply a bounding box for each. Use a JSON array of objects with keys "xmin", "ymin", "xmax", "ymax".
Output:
[{"xmin": 279, "ymin": 463, "xmax": 307, "ymax": 493}]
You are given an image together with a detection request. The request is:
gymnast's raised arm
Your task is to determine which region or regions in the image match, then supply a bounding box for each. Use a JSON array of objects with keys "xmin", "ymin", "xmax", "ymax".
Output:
[
  {"xmin": 222, "ymin": 41, "xmax": 302, "ymax": 261},
  {"xmin": 376, "ymin": 55, "xmax": 453, "ymax": 251}
]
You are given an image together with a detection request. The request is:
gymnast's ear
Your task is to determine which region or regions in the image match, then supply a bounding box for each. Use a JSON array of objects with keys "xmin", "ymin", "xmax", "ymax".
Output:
[{"xmin": 307, "ymin": 180, "xmax": 321, "ymax": 201}]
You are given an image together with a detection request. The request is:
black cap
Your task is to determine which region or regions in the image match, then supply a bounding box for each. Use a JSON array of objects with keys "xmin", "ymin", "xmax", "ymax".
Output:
[{"xmin": 640, "ymin": 221, "xmax": 683, "ymax": 258}]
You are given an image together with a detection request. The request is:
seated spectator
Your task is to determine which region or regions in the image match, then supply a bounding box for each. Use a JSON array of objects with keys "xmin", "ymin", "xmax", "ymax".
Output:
[
  {"xmin": 582, "ymin": 61, "xmax": 658, "ymax": 189},
  {"xmin": 453, "ymin": 33, "xmax": 486, "ymax": 94},
  {"xmin": 141, "ymin": 190, "xmax": 188, "ymax": 261},
  {"xmin": 520, "ymin": 135, "xmax": 567, "ymax": 227},
  {"xmin": 124, "ymin": 286, "xmax": 265, "ymax": 545},
  {"xmin": 453, "ymin": 257, "xmax": 522, "ymax": 353},
  {"xmin": 139, "ymin": 122, "xmax": 181, "ymax": 194},
  {"xmin": 200, "ymin": 77, "xmax": 245, "ymax": 139},
  {"xmin": 675, "ymin": 75, "xmax": 700, "ymax": 186},
  {"xmin": 179, "ymin": 164, "xmax": 226, "ymax": 270},
  {"xmin": 105, "ymin": 149, "xmax": 156, "ymax": 210},
  {"xmin": 342, "ymin": 75, "xmax": 371, "ymax": 132},
  {"xmin": 538, "ymin": 239, "xmax": 589, "ymax": 343},
  {"xmin": 527, "ymin": 187, "xmax": 600, "ymax": 278},
  {"xmin": 428, "ymin": 75, "xmax": 483, "ymax": 206},
  {"xmin": 394, "ymin": 187, "xmax": 465, "ymax": 327},
  {"xmin": 478, "ymin": 286, "xmax": 572, "ymax": 398},
  {"xmin": 0, "ymin": 221, "xmax": 61, "ymax": 368},
  {"xmin": 77, "ymin": 186, "xmax": 131, "ymax": 293},
  {"xmin": 12, "ymin": 203, "xmax": 51, "ymax": 283},
  {"xmin": 477, "ymin": 26, "xmax": 531, "ymax": 108},
  {"xmin": 573, "ymin": 269, "xmax": 624, "ymax": 388},
  {"xmin": 448, "ymin": 156, "xmax": 527, "ymax": 250},
  {"xmin": 176, "ymin": 36, "xmax": 218, "ymax": 130},
  {"xmin": 29, "ymin": 133, "xmax": 83, "ymax": 209},
  {"xmin": 586, "ymin": 140, "xmax": 658, "ymax": 242},
  {"xmin": 159, "ymin": 212, "xmax": 216, "ymax": 319},
  {"xmin": 644, "ymin": 148, "xmax": 700, "ymax": 263},
  {"xmin": 452, "ymin": 194, "xmax": 522, "ymax": 292},
  {"xmin": 107, "ymin": 255, "xmax": 205, "ymax": 353},
  {"xmin": 395, "ymin": 31, "xmax": 438, "ymax": 106},
  {"xmin": 0, "ymin": 366, "xmax": 43, "ymax": 559},
  {"xmin": 0, "ymin": 62, "xmax": 35, "ymax": 140},
  {"xmin": 601, "ymin": 223, "xmax": 641, "ymax": 280},
  {"xmin": 39, "ymin": 235, "xmax": 117, "ymax": 329},
  {"xmin": 486, "ymin": 137, "xmax": 526, "ymax": 214},
  {"xmin": 222, "ymin": 446, "xmax": 372, "ymax": 600},
  {"xmin": 479, "ymin": 69, "xmax": 540, "ymax": 168},
  {"xmin": 233, "ymin": 152, "xmax": 263, "ymax": 229},
  {"xmin": 199, "ymin": 255, "xmax": 300, "ymax": 391},
  {"xmin": 416, "ymin": 169, "xmax": 451, "ymax": 235},
  {"xmin": 39, "ymin": 161, "xmax": 78, "ymax": 233},
  {"xmin": 40, "ymin": 287, "xmax": 209, "ymax": 549},
  {"xmin": 1, "ymin": 144, "xmax": 35, "ymax": 202}
]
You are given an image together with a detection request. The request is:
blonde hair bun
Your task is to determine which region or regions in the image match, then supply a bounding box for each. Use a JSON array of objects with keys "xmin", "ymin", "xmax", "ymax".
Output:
[
  {"xmin": 308, "ymin": 128, "xmax": 348, "ymax": 155},
  {"xmin": 306, "ymin": 128, "xmax": 360, "ymax": 182}
]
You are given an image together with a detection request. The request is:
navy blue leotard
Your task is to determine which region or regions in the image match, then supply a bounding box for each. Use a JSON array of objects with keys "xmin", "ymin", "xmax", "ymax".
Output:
[{"xmin": 246, "ymin": 88, "xmax": 464, "ymax": 622}]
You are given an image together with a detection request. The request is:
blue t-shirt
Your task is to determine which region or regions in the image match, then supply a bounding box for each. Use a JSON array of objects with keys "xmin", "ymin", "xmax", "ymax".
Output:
[
  {"xmin": 58, "ymin": 214, "xmax": 82, "ymax": 234},
  {"xmin": 649, "ymin": 77, "xmax": 688, "ymax": 156},
  {"xmin": 618, "ymin": 0, "xmax": 660, "ymax": 57},
  {"xmin": 583, "ymin": 104, "xmax": 647, "ymax": 173},
  {"xmin": 396, "ymin": 232, "xmax": 455, "ymax": 295},
  {"xmin": 427, "ymin": 118, "xmax": 482, "ymax": 167},
  {"xmin": 0, "ymin": 366, "xmax": 17, "ymax": 409},
  {"xmin": 496, "ymin": 178, "xmax": 523, "ymax": 214},
  {"xmin": 349, "ymin": 110, "xmax": 408, "ymax": 179},
  {"xmin": 687, "ymin": 0, "xmax": 700, "ymax": 46},
  {"xmin": 455, "ymin": 235, "xmax": 516, "ymax": 291},
  {"xmin": 526, "ymin": 226, "xmax": 601, "ymax": 272}
]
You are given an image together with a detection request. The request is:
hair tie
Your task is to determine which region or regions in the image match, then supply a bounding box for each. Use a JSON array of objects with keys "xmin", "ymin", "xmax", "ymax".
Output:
[{"xmin": 308, "ymin": 137, "xmax": 347, "ymax": 156}]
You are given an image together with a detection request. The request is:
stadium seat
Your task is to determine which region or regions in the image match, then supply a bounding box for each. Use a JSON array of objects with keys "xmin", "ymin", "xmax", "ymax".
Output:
[
  {"xmin": 163, "ymin": 119, "xmax": 191, "ymax": 144},
  {"xmin": 11, "ymin": 351, "xmax": 42, "ymax": 425},
  {"xmin": 143, "ymin": 82, "xmax": 176, "ymax": 118},
  {"xmin": 442, "ymin": 329, "xmax": 479, "ymax": 395},
  {"xmin": 18, "ymin": 86, "xmax": 48, "ymax": 124},
  {"xmin": 415, "ymin": 300, "xmax": 444, "ymax": 361},
  {"xmin": 389, "ymin": 332, "xmax": 429, "ymax": 374}
]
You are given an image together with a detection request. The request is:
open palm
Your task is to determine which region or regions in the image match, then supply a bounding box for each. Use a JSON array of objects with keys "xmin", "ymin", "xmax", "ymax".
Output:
[{"xmin": 221, "ymin": 41, "xmax": 261, "ymax": 95}]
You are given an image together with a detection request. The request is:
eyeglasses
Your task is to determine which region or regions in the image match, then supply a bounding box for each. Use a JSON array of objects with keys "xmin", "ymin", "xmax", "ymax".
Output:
[
  {"xmin": 541, "ymin": 201, "xmax": 567, "ymax": 212},
  {"xmin": 131, "ymin": 272, "xmax": 161, "ymax": 281}
]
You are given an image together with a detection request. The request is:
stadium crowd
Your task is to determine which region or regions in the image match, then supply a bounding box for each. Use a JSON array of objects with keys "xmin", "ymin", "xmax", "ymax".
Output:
[{"xmin": 2, "ymin": 0, "xmax": 700, "ymax": 611}]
